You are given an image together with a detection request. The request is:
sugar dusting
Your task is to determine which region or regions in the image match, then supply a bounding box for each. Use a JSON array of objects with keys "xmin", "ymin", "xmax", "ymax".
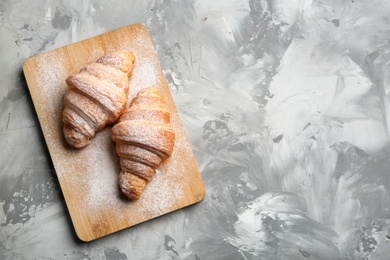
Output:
[
  {"xmin": 129, "ymin": 56, "xmax": 158, "ymax": 96},
  {"xmin": 80, "ymin": 33, "xmax": 186, "ymax": 217},
  {"xmin": 82, "ymin": 129, "xmax": 121, "ymax": 211},
  {"xmin": 138, "ymin": 132, "xmax": 190, "ymax": 215},
  {"xmin": 34, "ymin": 52, "xmax": 68, "ymax": 136},
  {"xmin": 31, "ymin": 26, "xmax": 193, "ymax": 229}
]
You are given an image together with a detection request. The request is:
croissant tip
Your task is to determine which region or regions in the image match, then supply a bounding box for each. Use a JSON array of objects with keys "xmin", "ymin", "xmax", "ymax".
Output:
[
  {"xmin": 119, "ymin": 183, "xmax": 143, "ymax": 200},
  {"xmin": 65, "ymin": 75, "xmax": 74, "ymax": 87},
  {"xmin": 63, "ymin": 127, "xmax": 92, "ymax": 149},
  {"xmin": 119, "ymin": 171, "xmax": 147, "ymax": 200},
  {"xmin": 120, "ymin": 188, "xmax": 141, "ymax": 200},
  {"xmin": 65, "ymin": 137, "xmax": 91, "ymax": 149}
]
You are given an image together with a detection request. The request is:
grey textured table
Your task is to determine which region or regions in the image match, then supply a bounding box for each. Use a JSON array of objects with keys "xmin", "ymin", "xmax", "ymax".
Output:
[{"xmin": 1, "ymin": 0, "xmax": 390, "ymax": 259}]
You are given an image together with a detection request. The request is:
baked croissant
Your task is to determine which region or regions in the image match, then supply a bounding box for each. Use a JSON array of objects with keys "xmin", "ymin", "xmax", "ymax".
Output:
[
  {"xmin": 111, "ymin": 87, "xmax": 175, "ymax": 200},
  {"xmin": 63, "ymin": 50, "xmax": 135, "ymax": 148}
]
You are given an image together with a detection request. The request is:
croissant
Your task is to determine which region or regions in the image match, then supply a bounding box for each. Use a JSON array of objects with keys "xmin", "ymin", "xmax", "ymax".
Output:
[
  {"xmin": 111, "ymin": 87, "xmax": 175, "ymax": 200},
  {"xmin": 63, "ymin": 50, "xmax": 135, "ymax": 148}
]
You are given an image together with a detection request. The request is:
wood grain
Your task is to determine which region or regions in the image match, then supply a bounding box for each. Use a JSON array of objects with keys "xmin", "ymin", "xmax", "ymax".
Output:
[{"xmin": 22, "ymin": 24, "xmax": 206, "ymax": 242}]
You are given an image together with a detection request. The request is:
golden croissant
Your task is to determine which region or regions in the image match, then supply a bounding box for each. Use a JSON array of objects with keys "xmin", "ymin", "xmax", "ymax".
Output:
[
  {"xmin": 111, "ymin": 87, "xmax": 175, "ymax": 200},
  {"xmin": 63, "ymin": 50, "xmax": 135, "ymax": 148}
]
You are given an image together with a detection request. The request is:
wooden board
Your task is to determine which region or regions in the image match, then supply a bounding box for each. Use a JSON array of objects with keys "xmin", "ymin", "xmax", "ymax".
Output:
[{"xmin": 22, "ymin": 24, "xmax": 206, "ymax": 242}]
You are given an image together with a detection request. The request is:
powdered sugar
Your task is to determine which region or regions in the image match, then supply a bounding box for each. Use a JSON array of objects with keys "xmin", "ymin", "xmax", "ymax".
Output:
[
  {"xmin": 26, "ymin": 24, "xmax": 203, "ymax": 240},
  {"xmin": 34, "ymin": 52, "xmax": 67, "ymax": 133},
  {"xmin": 140, "ymin": 168, "xmax": 183, "ymax": 215},
  {"xmin": 129, "ymin": 57, "xmax": 159, "ymax": 97},
  {"xmin": 78, "ymin": 126, "xmax": 185, "ymax": 219}
]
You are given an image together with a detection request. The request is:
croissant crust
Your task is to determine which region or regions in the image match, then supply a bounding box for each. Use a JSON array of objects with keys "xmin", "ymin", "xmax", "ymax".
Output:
[
  {"xmin": 111, "ymin": 87, "xmax": 175, "ymax": 200},
  {"xmin": 63, "ymin": 50, "xmax": 135, "ymax": 148}
]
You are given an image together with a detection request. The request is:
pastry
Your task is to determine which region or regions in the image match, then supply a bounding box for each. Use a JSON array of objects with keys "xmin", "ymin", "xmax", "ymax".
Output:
[
  {"xmin": 63, "ymin": 50, "xmax": 135, "ymax": 148},
  {"xmin": 111, "ymin": 87, "xmax": 175, "ymax": 200}
]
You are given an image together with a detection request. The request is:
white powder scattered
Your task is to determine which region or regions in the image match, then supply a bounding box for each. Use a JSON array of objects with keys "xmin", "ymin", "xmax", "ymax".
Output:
[
  {"xmin": 34, "ymin": 52, "xmax": 67, "ymax": 105},
  {"xmin": 79, "ymin": 125, "xmax": 186, "ymax": 219},
  {"xmin": 34, "ymin": 52, "xmax": 68, "ymax": 137},
  {"xmin": 29, "ymin": 25, "xmax": 198, "ymax": 236},
  {"xmin": 139, "ymin": 168, "xmax": 183, "ymax": 216},
  {"xmin": 82, "ymin": 130, "xmax": 120, "ymax": 207},
  {"xmin": 138, "ymin": 131, "xmax": 192, "ymax": 216},
  {"xmin": 129, "ymin": 57, "xmax": 159, "ymax": 97}
]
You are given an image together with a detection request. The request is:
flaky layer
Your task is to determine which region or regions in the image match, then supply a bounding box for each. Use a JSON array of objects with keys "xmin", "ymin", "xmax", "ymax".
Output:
[
  {"xmin": 111, "ymin": 87, "xmax": 175, "ymax": 200},
  {"xmin": 63, "ymin": 50, "xmax": 135, "ymax": 148}
]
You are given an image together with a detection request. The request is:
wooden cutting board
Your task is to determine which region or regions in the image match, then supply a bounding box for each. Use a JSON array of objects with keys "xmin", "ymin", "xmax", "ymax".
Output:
[{"xmin": 22, "ymin": 24, "xmax": 206, "ymax": 242}]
